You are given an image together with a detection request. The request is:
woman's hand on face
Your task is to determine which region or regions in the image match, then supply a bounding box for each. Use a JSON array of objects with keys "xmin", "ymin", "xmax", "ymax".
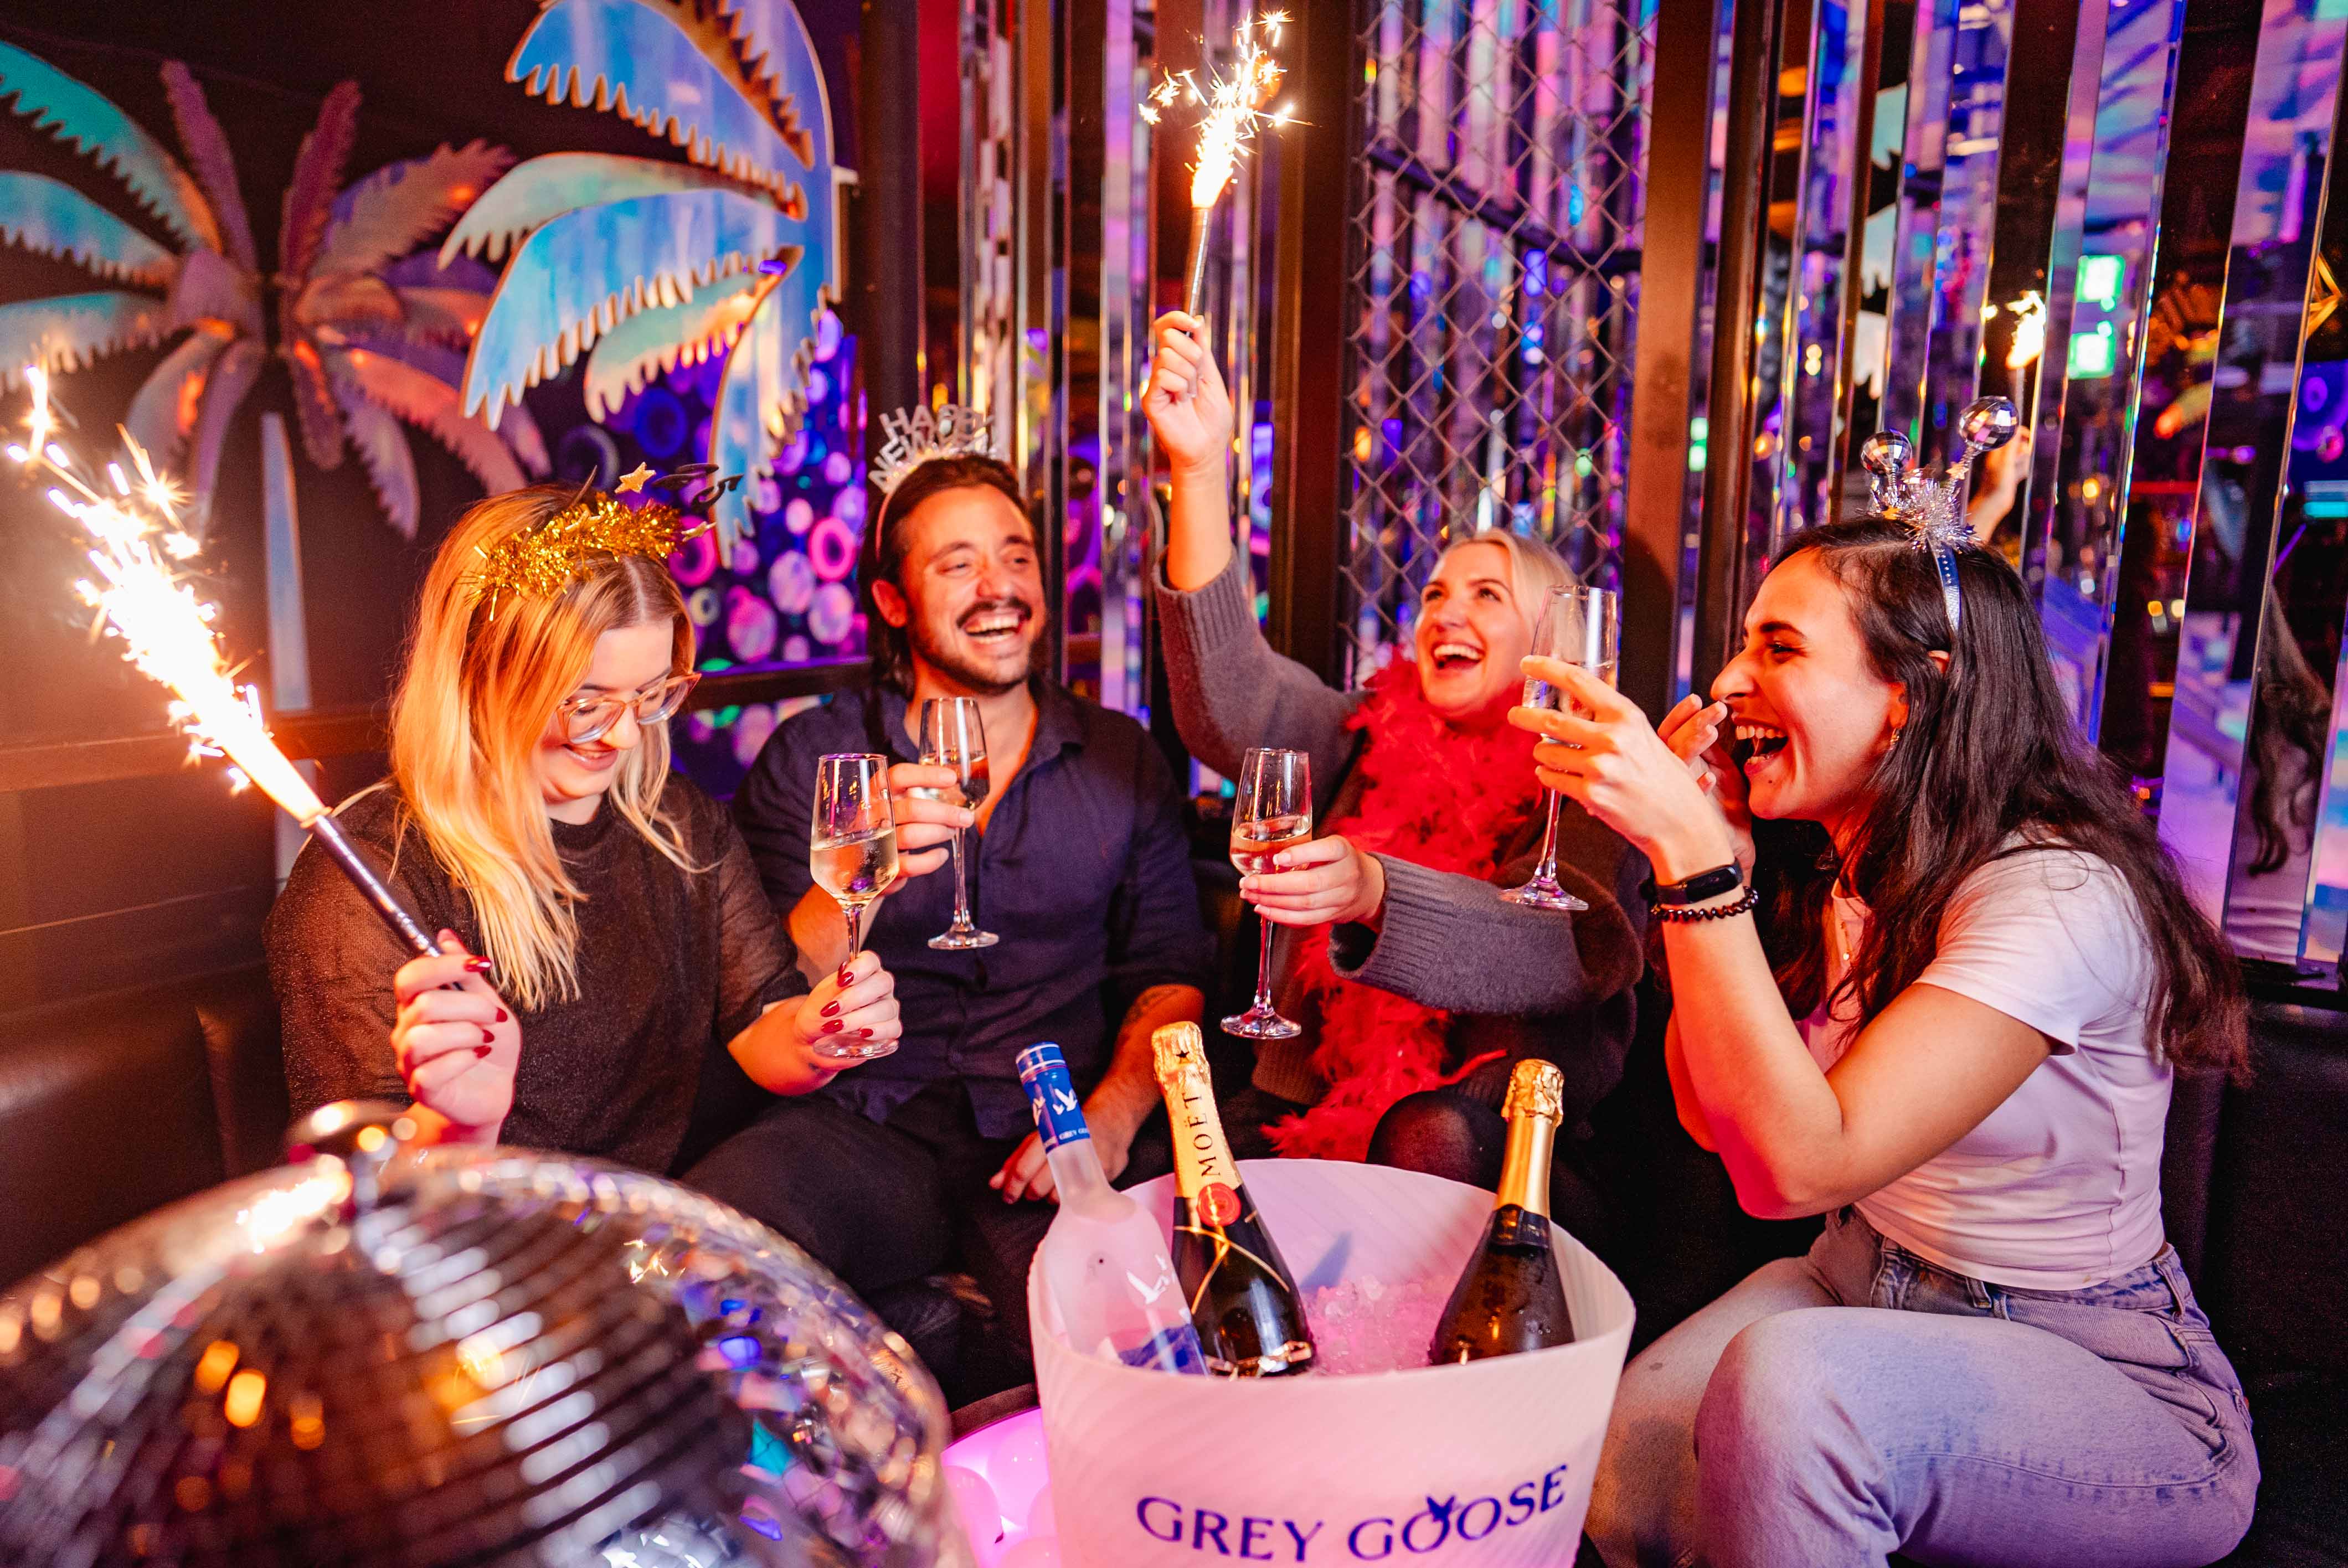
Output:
[
  {"xmin": 392, "ymin": 930, "xmax": 517, "ymax": 1139},
  {"xmin": 1238, "ymin": 834, "xmax": 1388, "ymax": 930},
  {"xmin": 1510, "ymin": 658, "xmax": 1737, "ymax": 881},
  {"xmin": 1141, "ymin": 312, "xmax": 1234, "ymax": 478},
  {"xmin": 885, "ymin": 762, "xmax": 972, "ymax": 880},
  {"xmin": 796, "ymin": 951, "xmax": 902, "ymax": 1068},
  {"xmin": 1657, "ymin": 695, "xmax": 1756, "ymax": 875}
]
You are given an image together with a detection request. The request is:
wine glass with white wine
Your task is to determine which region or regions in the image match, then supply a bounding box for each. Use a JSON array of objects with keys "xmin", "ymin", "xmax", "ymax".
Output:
[
  {"xmin": 918, "ymin": 695, "xmax": 997, "ymax": 950},
  {"xmin": 810, "ymin": 752, "xmax": 900, "ymax": 1060},
  {"xmin": 1501, "ymin": 584, "xmax": 1619, "ymax": 912},
  {"xmin": 1223, "ymin": 747, "xmax": 1312, "ymax": 1039}
]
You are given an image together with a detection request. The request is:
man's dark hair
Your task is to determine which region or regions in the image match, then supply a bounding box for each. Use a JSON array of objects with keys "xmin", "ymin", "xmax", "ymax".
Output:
[{"xmin": 856, "ymin": 454, "xmax": 1031, "ymax": 694}]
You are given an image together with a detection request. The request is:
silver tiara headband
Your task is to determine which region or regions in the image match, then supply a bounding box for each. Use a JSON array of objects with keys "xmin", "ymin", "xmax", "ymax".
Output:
[
  {"xmin": 1857, "ymin": 394, "xmax": 2020, "ymax": 635},
  {"xmin": 869, "ymin": 404, "xmax": 996, "ymax": 498}
]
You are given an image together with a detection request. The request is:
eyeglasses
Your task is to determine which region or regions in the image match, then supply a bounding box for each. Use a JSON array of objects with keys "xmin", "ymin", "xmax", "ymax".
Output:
[{"xmin": 555, "ymin": 672, "xmax": 700, "ymax": 743}]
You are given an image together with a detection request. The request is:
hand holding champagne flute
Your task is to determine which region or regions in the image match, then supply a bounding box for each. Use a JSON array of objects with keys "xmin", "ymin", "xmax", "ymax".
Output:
[
  {"xmin": 918, "ymin": 696, "xmax": 998, "ymax": 950},
  {"xmin": 1224, "ymin": 747, "xmax": 1311, "ymax": 1039},
  {"xmin": 1500, "ymin": 585, "xmax": 1619, "ymax": 911},
  {"xmin": 810, "ymin": 752, "xmax": 901, "ymax": 1060}
]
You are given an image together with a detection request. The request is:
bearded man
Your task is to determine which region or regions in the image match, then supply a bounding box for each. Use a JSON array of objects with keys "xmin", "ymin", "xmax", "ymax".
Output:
[{"xmin": 719, "ymin": 451, "xmax": 1211, "ymax": 1389}]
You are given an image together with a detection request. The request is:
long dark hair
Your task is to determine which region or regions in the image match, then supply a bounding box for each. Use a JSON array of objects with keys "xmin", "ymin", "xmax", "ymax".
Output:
[
  {"xmin": 857, "ymin": 454, "xmax": 1029, "ymax": 695},
  {"xmin": 1752, "ymin": 517, "xmax": 2247, "ymax": 1079}
]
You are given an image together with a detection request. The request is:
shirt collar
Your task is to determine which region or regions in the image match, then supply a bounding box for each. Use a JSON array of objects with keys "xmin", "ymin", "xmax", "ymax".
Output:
[{"xmin": 871, "ymin": 678, "xmax": 1087, "ymax": 765}]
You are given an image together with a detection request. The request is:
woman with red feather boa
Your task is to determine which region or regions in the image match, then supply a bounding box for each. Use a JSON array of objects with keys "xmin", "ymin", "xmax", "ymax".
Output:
[{"xmin": 1141, "ymin": 313, "xmax": 1649, "ymax": 1230}]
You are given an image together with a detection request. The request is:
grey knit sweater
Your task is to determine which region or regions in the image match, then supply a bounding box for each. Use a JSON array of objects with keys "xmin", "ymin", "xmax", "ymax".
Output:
[{"xmin": 1154, "ymin": 554, "xmax": 1647, "ymax": 1126}]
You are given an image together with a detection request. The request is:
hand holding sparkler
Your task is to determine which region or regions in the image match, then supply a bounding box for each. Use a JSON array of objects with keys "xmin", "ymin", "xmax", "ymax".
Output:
[
  {"xmin": 9, "ymin": 365, "xmax": 444, "ymax": 961},
  {"xmin": 1143, "ymin": 310, "xmax": 1234, "ymax": 477},
  {"xmin": 1141, "ymin": 12, "xmax": 1295, "ymax": 317},
  {"xmin": 393, "ymin": 929, "xmax": 517, "ymax": 1142}
]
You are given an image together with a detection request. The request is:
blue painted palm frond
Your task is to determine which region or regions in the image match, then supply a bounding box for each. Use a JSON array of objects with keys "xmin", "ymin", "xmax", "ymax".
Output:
[
  {"xmin": 124, "ymin": 321, "xmax": 234, "ymax": 463},
  {"xmin": 460, "ymin": 186, "xmax": 799, "ymax": 425},
  {"xmin": 0, "ymin": 172, "xmax": 178, "ymax": 287},
  {"xmin": 0, "ymin": 290, "xmax": 169, "ymax": 390},
  {"xmin": 715, "ymin": 0, "xmax": 833, "ymax": 172},
  {"xmin": 331, "ymin": 374, "xmax": 422, "ymax": 537},
  {"xmin": 706, "ymin": 249, "xmax": 827, "ymax": 548},
  {"xmin": 580, "ymin": 272, "xmax": 764, "ymax": 419},
  {"xmin": 0, "ymin": 43, "xmax": 219, "ymax": 254},
  {"xmin": 439, "ymin": 152, "xmax": 746, "ymax": 266},
  {"xmin": 320, "ymin": 140, "xmax": 514, "ymax": 277},
  {"xmin": 509, "ymin": 0, "xmax": 811, "ymax": 196}
]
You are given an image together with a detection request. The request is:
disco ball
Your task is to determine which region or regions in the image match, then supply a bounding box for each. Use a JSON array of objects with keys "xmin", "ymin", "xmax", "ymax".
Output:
[
  {"xmin": 0, "ymin": 1105, "xmax": 967, "ymax": 1568},
  {"xmin": 1858, "ymin": 429, "xmax": 1913, "ymax": 477},
  {"xmin": 1955, "ymin": 395, "xmax": 2020, "ymax": 453}
]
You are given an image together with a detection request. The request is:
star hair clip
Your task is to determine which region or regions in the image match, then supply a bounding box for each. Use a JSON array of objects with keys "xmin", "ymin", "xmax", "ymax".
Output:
[
  {"xmin": 868, "ymin": 404, "xmax": 996, "ymax": 498},
  {"xmin": 464, "ymin": 462, "xmax": 743, "ymax": 618},
  {"xmin": 1857, "ymin": 395, "xmax": 2020, "ymax": 634}
]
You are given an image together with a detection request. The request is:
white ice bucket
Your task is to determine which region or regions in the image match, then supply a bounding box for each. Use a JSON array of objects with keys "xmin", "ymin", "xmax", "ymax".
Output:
[{"xmin": 1027, "ymin": 1159, "xmax": 1634, "ymax": 1567}]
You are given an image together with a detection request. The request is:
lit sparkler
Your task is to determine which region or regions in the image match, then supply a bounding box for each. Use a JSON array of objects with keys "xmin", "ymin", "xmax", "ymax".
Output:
[
  {"xmin": 11, "ymin": 365, "xmax": 441, "ymax": 958},
  {"xmin": 1141, "ymin": 13, "xmax": 1294, "ymax": 316}
]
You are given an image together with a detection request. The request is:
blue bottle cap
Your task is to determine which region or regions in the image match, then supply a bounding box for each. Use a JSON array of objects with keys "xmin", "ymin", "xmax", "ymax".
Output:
[{"xmin": 1016, "ymin": 1043, "xmax": 1090, "ymax": 1151}]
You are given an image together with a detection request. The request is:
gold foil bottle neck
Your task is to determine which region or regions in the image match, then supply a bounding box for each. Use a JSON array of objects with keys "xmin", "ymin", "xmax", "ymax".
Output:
[
  {"xmin": 1502, "ymin": 1059, "xmax": 1566, "ymax": 1123},
  {"xmin": 1152, "ymin": 1021, "xmax": 1209, "ymax": 1085}
]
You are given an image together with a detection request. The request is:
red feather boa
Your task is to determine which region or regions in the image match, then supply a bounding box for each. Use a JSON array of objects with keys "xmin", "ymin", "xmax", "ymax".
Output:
[{"xmin": 1263, "ymin": 661, "xmax": 1544, "ymax": 1162}]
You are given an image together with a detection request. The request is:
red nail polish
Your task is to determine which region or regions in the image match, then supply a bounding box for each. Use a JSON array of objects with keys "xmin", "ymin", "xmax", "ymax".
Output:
[
  {"xmin": 821, "ymin": 1000, "xmax": 841, "ymax": 1018},
  {"xmin": 494, "ymin": 1008, "xmax": 508, "ymax": 1023},
  {"xmin": 474, "ymin": 1044, "xmax": 493, "ymax": 1059},
  {"xmin": 465, "ymin": 957, "xmax": 493, "ymax": 974},
  {"xmin": 480, "ymin": 1028, "xmax": 495, "ymax": 1044},
  {"xmin": 837, "ymin": 967, "xmax": 853, "ymax": 988},
  {"xmin": 856, "ymin": 1028, "xmax": 874, "ymax": 1039},
  {"xmin": 821, "ymin": 1020, "xmax": 843, "ymax": 1034}
]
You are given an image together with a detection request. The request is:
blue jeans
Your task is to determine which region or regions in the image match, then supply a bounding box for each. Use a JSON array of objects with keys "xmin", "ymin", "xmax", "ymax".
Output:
[{"xmin": 1589, "ymin": 1207, "xmax": 2258, "ymax": 1568}]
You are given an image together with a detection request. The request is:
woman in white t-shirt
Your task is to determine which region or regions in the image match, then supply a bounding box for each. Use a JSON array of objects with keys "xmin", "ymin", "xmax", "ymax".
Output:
[{"xmin": 1513, "ymin": 515, "xmax": 2257, "ymax": 1568}]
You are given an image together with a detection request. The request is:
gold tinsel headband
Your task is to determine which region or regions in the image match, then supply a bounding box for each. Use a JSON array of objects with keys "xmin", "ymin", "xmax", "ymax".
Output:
[{"xmin": 462, "ymin": 466, "xmax": 720, "ymax": 618}]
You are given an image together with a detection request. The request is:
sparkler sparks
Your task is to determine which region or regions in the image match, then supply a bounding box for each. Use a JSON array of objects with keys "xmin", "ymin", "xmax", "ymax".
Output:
[
  {"xmin": 12, "ymin": 365, "xmax": 327, "ymax": 824},
  {"xmin": 1142, "ymin": 13, "xmax": 1295, "ymax": 313}
]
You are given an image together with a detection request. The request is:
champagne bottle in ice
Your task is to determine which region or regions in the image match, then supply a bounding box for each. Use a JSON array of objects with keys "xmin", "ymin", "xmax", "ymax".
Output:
[
  {"xmin": 1152, "ymin": 1022, "xmax": 1314, "ymax": 1376},
  {"xmin": 1017, "ymin": 1043, "xmax": 1207, "ymax": 1375},
  {"xmin": 1429, "ymin": 1059, "xmax": 1579, "ymax": 1363}
]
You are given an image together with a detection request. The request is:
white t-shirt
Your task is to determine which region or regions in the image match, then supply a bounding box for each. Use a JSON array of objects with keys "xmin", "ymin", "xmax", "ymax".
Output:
[{"xmin": 1797, "ymin": 846, "xmax": 2171, "ymax": 1290}]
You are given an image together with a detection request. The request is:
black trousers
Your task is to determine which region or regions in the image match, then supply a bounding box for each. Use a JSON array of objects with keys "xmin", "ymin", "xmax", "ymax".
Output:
[{"xmin": 683, "ymin": 1079, "xmax": 1172, "ymax": 1389}]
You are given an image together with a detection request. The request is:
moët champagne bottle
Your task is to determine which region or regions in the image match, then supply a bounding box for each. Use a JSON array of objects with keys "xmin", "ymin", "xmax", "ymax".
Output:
[
  {"xmin": 1152, "ymin": 1022, "xmax": 1315, "ymax": 1376},
  {"xmin": 1429, "ymin": 1059, "xmax": 1578, "ymax": 1364}
]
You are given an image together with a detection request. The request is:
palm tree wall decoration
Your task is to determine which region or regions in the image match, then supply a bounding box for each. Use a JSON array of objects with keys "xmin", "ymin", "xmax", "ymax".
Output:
[
  {"xmin": 446, "ymin": 0, "xmax": 842, "ymax": 549},
  {"xmin": 0, "ymin": 40, "xmax": 547, "ymax": 542}
]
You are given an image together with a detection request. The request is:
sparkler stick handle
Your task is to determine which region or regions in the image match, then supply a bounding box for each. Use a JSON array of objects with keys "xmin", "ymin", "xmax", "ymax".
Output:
[
  {"xmin": 1184, "ymin": 206, "xmax": 1214, "ymax": 317},
  {"xmin": 306, "ymin": 813, "xmax": 443, "ymax": 958}
]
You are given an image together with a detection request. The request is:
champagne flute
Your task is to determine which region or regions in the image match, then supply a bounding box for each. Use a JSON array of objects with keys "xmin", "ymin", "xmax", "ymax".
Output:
[
  {"xmin": 919, "ymin": 696, "xmax": 998, "ymax": 950},
  {"xmin": 1223, "ymin": 747, "xmax": 1312, "ymax": 1040},
  {"xmin": 1501, "ymin": 585, "xmax": 1620, "ymax": 911},
  {"xmin": 810, "ymin": 752, "xmax": 900, "ymax": 1060}
]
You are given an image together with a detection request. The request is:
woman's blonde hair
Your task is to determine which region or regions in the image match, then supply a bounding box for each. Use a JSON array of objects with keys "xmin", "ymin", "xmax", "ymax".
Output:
[
  {"xmin": 1434, "ymin": 528, "xmax": 1577, "ymax": 630},
  {"xmin": 387, "ymin": 483, "xmax": 697, "ymax": 1010}
]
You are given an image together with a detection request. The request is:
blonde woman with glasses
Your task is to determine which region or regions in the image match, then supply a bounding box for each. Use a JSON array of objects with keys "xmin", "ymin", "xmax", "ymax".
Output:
[{"xmin": 268, "ymin": 482, "xmax": 904, "ymax": 1179}]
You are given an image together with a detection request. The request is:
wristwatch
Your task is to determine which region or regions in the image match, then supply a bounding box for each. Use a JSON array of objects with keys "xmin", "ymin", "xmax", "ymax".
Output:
[{"xmin": 1653, "ymin": 863, "xmax": 1744, "ymax": 906}]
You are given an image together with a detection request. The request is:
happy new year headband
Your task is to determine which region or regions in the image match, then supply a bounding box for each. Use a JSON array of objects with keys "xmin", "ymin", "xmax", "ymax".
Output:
[
  {"xmin": 867, "ymin": 404, "xmax": 998, "ymax": 526},
  {"xmin": 462, "ymin": 463, "xmax": 738, "ymax": 618},
  {"xmin": 1856, "ymin": 395, "xmax": 2020, "ymax": 636}
]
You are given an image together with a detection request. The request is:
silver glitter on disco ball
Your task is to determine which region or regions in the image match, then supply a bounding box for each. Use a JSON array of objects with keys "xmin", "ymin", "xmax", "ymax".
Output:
[
  {"xmin": 0, "ymin": 1104, "xmax": 967, "ymax": 1568},
  {"xmin": 1858, "ymin": 429, "xmax": 1913, "ymax": 478},
  {"xmin": 1954, "ymin": 396, "xmax": 2020, "ymax": 454}
]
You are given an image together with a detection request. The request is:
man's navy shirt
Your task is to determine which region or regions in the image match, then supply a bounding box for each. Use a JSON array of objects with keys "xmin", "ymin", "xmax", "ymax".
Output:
[{"xmin": 732, "ymin": 679, "xmax": 1213, "ymax": 1138}]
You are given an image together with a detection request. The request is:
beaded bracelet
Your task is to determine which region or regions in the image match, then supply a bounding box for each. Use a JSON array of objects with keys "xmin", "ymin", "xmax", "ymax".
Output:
[{"xmin": 1651, "ymin": 885, "xmax": 1759, "ymax": 924}]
